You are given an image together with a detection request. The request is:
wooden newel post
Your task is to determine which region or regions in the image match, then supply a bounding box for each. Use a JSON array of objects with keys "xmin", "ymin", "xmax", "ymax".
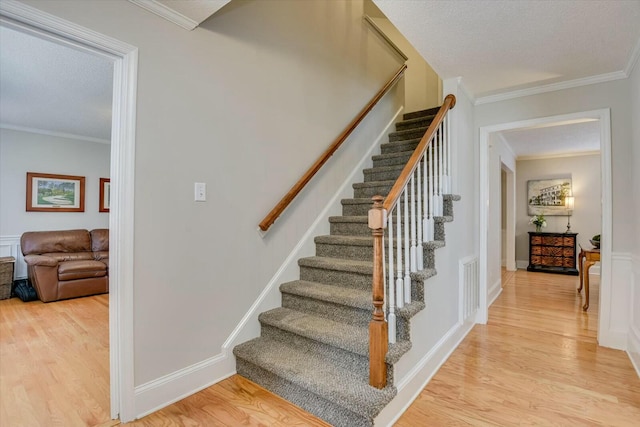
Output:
[{"xmin": 368, "ymin": 195, "xmax": 388, "ymax": 389}]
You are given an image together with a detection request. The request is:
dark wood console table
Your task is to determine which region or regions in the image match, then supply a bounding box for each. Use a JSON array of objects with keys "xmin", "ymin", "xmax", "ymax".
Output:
[{"xmin": 527, "ymin": 232, "xmax": 579, "ymax": 276}]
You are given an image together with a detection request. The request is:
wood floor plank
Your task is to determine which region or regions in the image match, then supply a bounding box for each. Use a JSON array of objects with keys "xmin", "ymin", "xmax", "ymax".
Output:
[
  {"xmin": 2, "ymin": 269, "xmax": 638, "ymax": 426},
  {"xmin": 0, "ymin": 294, "xmax": 111, "ymax": 427},
  {"xmin": 396, "ymin": 270, "xmax": 640, "ymax": 427}
]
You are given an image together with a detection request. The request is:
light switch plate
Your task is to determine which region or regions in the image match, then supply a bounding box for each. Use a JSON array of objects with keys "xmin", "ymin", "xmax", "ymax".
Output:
[{"xmin": 194, "ymin": 182, "xmax": 206, "ymax": 201}]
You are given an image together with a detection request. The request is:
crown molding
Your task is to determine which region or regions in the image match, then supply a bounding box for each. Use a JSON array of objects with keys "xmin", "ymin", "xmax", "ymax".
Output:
[
  {"xmin": 516, "ymin": 150, "xmax": 600, "ymax": 161},
  {"xmin": 128, "ymin": 0, "xmax": 199, "ymax": 31},
  {"xmin": 475, "ymin": 70, "xmax": 627, "ymax": 105},
  {"xmin": 0, "ymin": 123, "xmax": 110, "ymax": 144},
  {"xmin": 624, "ymin": 36, "xmax": 640, "ymax": 76}
]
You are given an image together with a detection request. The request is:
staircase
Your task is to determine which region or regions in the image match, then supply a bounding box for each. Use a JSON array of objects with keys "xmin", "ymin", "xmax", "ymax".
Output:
[{"xmin": 233, "ymin": 106, "xmax": 460, "ymax": 426}]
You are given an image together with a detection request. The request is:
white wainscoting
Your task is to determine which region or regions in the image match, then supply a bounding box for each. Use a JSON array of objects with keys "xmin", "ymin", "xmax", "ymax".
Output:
[
  {"xmin": 0, "ymin": 235, "xmax": 26, "ymax": 279},
  {"xmin": 599, "ymin": 252, "xmax": 632, "ymax": 350}
]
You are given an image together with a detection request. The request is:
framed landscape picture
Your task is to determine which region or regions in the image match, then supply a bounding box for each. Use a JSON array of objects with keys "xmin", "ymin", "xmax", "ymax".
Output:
[
  {"xmin": 99, "ymin": 178, "xmax": 110, "ymax": 212},
  {"xmin": 527, "ymin": 178, "xmax": 572, "ymax": 216},
  {"xmin": 26, "ymin": 172, "xmax": 85, "ymax": 212}
]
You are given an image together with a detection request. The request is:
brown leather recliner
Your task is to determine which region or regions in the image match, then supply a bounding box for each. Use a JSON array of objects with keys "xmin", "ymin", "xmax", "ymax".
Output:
[{"xmin": 21, "ymin": 229, "xmax": 109, "ymax": 302}]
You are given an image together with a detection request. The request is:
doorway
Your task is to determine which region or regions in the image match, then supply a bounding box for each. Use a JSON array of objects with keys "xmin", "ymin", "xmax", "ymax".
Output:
[
  {"xmin": 0, "ymin": 1, "xmax": 138, "ymax": 421},
  {"xmin": 478, "ymin": 109, "xmax": 612, "ymax": 346}
]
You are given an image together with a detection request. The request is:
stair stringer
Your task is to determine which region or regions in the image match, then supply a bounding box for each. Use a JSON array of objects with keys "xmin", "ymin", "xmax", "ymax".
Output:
[{"xmin": 220, "ymin": 106, "xmax": 404, "ymax": 359}]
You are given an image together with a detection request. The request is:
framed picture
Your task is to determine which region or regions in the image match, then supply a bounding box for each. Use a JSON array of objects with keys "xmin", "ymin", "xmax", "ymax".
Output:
[
  {"xmin": 527, "ymin": 178, "xmax": 572, "ymax": 216},
  {"xmin": 26, "ymin": 172, "xmax": 85, "ymax": 212},
  {"xmin": 99, "ymin": 178, "xmax": 110, "ymax": 213}
]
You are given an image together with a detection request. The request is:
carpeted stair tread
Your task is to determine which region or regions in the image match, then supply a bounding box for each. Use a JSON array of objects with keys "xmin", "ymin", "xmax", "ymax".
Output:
[
  {"xmin": 396, "ymin": 300, "xmax": 427, "ymax": 321},
  {"xmin": 234, "ymin": 104, "xmax": 462, "ymax": 426},
  {"xmin": 394, "ymin": 114, "xmax": 436, "ymax": 131},
  {"xmin": 380, "ymin": 138, "xmax": 422, "ymax": 154},
  {"xmin": 329, "ymin": 215, "xmax": 368, "ymax": 224},
  {"xmin": 403, "ymin": 106, "xmax": 441, "ymax": 120},
  {"xmin": 280, "ymin": 280, "xmax": 372, "ymax": 310},
  {"xmin": 233, "ymin": 336, "xmax": 397, "ymax": 418},
  {"xmin": 372, "ymin": 151, "xmax": 415, "ymax": 167},
  {"xmin": 352, "ymin": 180, "xmax": 396, "ymax": 189},
  {"xmin": 315, "ymin": 234, "xmax": 373, "ymax": 247},
  {"xmin": 363, "ymin": 164, "xmax": 407, "ymax": 174},
  {"xmin": 388, "ymin": 126, "xmax": 428, "ymax": 142},
  {"xmin": 260, "ymin": 307, "xmax": 369, "ymax": 355},
  {"xmin": 298, "ymin": 256, "xmax": 372, "ymax": 274}
]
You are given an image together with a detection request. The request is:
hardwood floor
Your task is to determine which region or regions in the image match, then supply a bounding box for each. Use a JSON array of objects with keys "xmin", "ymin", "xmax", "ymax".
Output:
[
  {"xmin": 396, "ymin": 269, "xmax": 640, "ymax": 426},
  {"xmin": 2, "ymin": 270, "xmax": 638, "ymax": 426},
  {"xmin": 0, "ymin": 294, "xmax": 111, "ymax": 427}
]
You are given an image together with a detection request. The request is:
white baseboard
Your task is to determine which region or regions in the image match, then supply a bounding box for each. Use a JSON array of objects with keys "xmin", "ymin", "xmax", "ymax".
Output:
[
  {"xmin": 375, "ymin": 317, "xmax": 476, "ymax": 426},
  {"xmin": 516, "ymin": 260, "xmax": 528, "ymax": 269},
  {"xmin": 488, "ymin": 278, "xmax": 502, "ymax": 307},
  {"xmin": 132, "ymin": 105, "xmax": 404, "ymax": 420},
  {"xmin": 134, "ymin": 353, "xmax": 234, "ymax": 418},
  {"xmin": 628, "ymin": 325, "xmax": 640, "ymax": 379}
]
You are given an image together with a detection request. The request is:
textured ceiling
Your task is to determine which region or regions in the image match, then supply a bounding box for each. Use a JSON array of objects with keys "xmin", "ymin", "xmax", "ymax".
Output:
[
  {"xmin": 374, "ymin": 0, "xmax": 640, "ymax": 99},
  {"xmin": 498, "ymin": 120, "xmax": 600, "ymax": 159},
  {"xmin": 2, "ymin": 0, "xmax": 638, "ymax": 144},
  {"xmin": 0, "ymin": 25, "xmax": 113, "ymax": 142}
]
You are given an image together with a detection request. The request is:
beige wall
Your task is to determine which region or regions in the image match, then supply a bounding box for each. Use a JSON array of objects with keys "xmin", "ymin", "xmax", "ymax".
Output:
[
  {"xmin": 364, "ymin": 0, "xmax": 441, "ymax": 111},
  {"xmin": 515, "ymin": 154, "xmax": 601, "ymax": 264},
  {"xmin": 21, "ymin": 0, "xmax": 402, "ymax": 387},
  {"xmin": 476, "ymin": 79, "xmax": 633, "ymax": 254}
]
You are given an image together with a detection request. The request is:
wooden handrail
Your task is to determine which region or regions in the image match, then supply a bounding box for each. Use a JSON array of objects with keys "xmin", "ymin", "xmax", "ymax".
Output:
[
  {"xmin": 382, "ymin": 94, "xmax": 456, "ymax": 212},
  {"xmin": 258, "ymin": 64, "xmax": 408, "ymax": 232}
]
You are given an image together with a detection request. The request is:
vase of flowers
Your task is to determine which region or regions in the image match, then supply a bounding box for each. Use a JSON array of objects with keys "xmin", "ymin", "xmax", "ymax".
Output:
[{"xmin": 529, "ymin": 214, "xmax": 546, "ymax": 232}]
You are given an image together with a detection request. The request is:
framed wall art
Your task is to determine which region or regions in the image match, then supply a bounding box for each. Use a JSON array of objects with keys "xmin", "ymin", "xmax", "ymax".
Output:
[
  {"xmin": 527, "ymin": 177, "xmax": 572, "ymax": 216},
  {"xmin": 26, "ymin": 172, "xmax": 85, "ymax": 212},
  {"xmin": 99, "ymin": 178, "xmax": 110, "ymax": 212}
]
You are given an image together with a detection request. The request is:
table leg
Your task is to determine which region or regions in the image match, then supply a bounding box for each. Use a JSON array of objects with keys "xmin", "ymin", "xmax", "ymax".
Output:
[
  {"xmin": 577, "ymin": 249, "xmax": 585, "ymax": 293},
  {"xmin": 583, "ymin": 260, "xmax": 595, "ymax": 311}
]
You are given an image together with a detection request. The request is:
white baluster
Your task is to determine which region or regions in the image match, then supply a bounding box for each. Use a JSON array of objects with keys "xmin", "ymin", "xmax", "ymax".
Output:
[
  {"xmin": 387, "ymin": 212, "xmax": 396, "ymax": 344},
  {"xmin": 410, "ymin": 174, "xmax": 417, "ymax": 273},
  {"xmin": 429, "ymin": 138, "xmax": 436, "ymax": 240},
  {"xmin": 438, "ymin": 123, "xmax": 444, "ymax": 216},
  {"xmin": 444, "ymin": 114, "xmax": 451, "ymax": 194},
  {"xmin": 416, "ymin": 160, "xmax": 423, "ymax": 270},
  {"xmin": 396, "ymin": 199, "xmax": 404, "ymax": 309},
  {"xmin": 403, "ymin": 189, "xmax": 411, "ymax": 304}
]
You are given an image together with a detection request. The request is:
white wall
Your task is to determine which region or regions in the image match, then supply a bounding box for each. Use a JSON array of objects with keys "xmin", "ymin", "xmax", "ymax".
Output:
[
  {"xmin": 487, "ymin": 134, "xmax": 516, "ymax": 296},
  {"xmin": 629, "ymin": 54, "xmax": 640, "ymax": 373},
  {"xmin": 515, "ymin": 154, "xmax": 601, "ymax": 266},
  {"xmin": 19, "ymin": 0, "xmax": 404, "ymax": 406}
]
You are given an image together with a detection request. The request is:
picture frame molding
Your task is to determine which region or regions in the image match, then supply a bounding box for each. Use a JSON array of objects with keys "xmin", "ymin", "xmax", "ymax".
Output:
[
  {"xmin": 527, "ymin": 177, "xmax": 572, "ymax": 216},
  {"xmin": 99, "ymin": 178, "xmax": 111, "ymax": 213},
  {"xmin": 26, "ymin": 172, "xmax": 85, "ymax": 213}
]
